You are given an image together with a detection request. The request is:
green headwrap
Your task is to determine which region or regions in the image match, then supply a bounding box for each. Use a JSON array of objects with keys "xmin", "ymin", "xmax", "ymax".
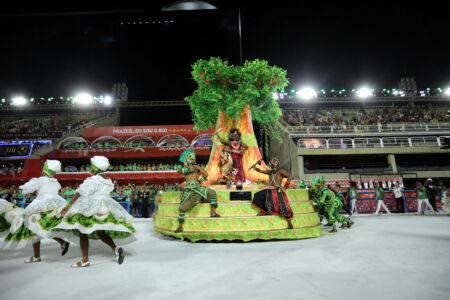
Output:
[
  {"xmin": 43, "ymin": 161, "xmax": 56, "ymax": 176},
  {"xmin": 90, "ymin": 163, "xmax": 102, "ymax": 174}
]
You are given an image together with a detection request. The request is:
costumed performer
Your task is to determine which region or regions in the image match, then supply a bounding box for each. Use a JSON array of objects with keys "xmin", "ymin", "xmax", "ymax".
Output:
[
  {"xmin": 312, "ymin": 176, "xmax": 353, "ymax": 233},
  {"xmin": 216, "ymin": 129, "xmax": 248, "ymax": 185},
  {"xmin": 54, "ymin": 156, "xmax": 136, "ymax": 268},
  {"xmin": 176, "ymin": 149, "xmax": 220, "ymax": 233},
  {"xmin": 0, "ymin": 160, "xmax": 69, "ymax": 263},
  {"xmin": 250, "ymin": 158, "xmax": 294, "ymax": 229}
]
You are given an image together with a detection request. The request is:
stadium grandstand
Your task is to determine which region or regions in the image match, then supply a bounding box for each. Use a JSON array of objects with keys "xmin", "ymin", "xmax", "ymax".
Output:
[{"xmin": 1, "ymin": 88, "xmax": 449, "ymax": 216}]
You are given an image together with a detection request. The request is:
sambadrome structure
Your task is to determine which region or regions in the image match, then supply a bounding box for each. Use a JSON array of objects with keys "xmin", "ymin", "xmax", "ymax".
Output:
[{"xmin": 153, "ymin": 58, "xmax": 321, "ymax": 241}]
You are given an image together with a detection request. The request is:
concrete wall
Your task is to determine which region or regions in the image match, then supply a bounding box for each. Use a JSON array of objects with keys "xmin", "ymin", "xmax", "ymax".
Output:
[{"xmin": 269, "ymin": 126, "xmax": 300, "ymax": 177}]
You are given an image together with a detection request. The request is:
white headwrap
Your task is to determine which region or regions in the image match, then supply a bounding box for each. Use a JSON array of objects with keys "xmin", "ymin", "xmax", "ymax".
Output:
[
  {"xmin": 44, "ymin": 160, "xmax": 62, "ymax": 175},
  {"xmin": 91, "ymin": 156, "xmax": 110, "ymax": 171}
]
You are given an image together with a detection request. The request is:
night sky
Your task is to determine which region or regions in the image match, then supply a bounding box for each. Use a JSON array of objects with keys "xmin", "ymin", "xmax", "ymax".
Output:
[{"xmin": 1, "ymin": 0, "xmax": 449, "ymax": 100}]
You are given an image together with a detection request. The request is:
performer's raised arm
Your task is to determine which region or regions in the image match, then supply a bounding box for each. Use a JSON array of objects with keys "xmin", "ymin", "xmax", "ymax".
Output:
[
  {"xmin": 254, "ymin": 166, "xmax": 271, "ymax": 175},
  {"xmin": 215, "ymin": 133, "xmax": 229, "ymax": 146},
  {"xmin": 196, "ymin": 165, "xmax": 209, "ymax": 182}
]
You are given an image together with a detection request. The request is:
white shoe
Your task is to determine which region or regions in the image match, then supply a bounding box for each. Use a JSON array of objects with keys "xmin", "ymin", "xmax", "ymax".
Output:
[
  {"xmin": 24, "ymin": 256, "xmax": 41, "ymax": 263},
  {"xmin": 71, "ymin": 260, "xmax": 90, "ymax": 268}
]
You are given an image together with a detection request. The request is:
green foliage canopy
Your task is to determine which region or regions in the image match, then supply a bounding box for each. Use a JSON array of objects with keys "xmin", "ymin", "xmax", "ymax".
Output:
[{"xmin": 185, "ymin": 57, "xmax": 289, "ymax": 130}]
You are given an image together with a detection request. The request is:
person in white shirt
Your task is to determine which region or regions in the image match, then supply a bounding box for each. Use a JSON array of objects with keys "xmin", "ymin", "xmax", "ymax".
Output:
[{"xmin": 391, "ymin": 182, "xmax": 405, "ymax": 213}]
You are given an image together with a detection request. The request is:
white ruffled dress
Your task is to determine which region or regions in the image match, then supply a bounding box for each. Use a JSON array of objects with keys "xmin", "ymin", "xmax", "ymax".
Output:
[
  {"xmin": 0, "ymin": 199, "xmax": 16, "ymax": 239},
  {"xmin": 0, "ymin": 177, "xmax": 67, "ymax": 250},
  {"xmin": 52, "ymin": 175, "xmax": 136, "ymax": 245}
]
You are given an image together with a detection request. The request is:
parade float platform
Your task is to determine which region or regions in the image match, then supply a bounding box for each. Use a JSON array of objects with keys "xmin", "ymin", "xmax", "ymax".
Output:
[{"xmin": 153, "ymin": 184, "xmax": 322, "ymax": 242}]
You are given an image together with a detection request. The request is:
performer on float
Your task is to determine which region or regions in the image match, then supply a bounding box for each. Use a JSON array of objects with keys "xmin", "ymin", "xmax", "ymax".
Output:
[
  {"xmin": 0, "ymin": 160, "xmax": 70, "ymax": 263},
  {"xmin": 54, "ymin": 156, "xmax": 136, "ymax": 268},
  {"xmin": 250, "ymin": 158, "xmax": 294, "ymax": 229},
  {"xmin": 216, "ymin": 143, "xmax": 235, "ymax": 188},
  {"xmin": 312, "ymin": 176, "xmax": 353, "ymax": 232},
  {"xmin": 216, "ymin": 129, "xmax": 248, "ymax": 185},
  {"xmin": 176, "ymin": 149, "xmax": 220, "ymax": 233},
  {"xmin": 373, "ymin": 182, "xmax": 392, "ymax": 215}
]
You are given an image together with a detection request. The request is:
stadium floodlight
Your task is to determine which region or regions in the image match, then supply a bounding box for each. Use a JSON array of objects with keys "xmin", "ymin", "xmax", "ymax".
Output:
[
  {"xmin": 297, "ymin": 87, "xmax": 317, "ymax": 100},
  {"xmin": 392, "ymin": 89, "xmax": 405, "ymax": 96},
  {"xmin": 103, "ymin": 95, "xmax": 113, "ymax": 105},
  {"xmin": 272, "ymin": 92, "xmax": 279, "ymax": 100},
  {"xmin": 356, "ymin": 87, "xmax": 373, "ymax": 98},
  {"xmin": 444, "ymin": 87, "xmax": 450, "ymax": 96},
  {"xmin": 11, "ymin": 96, "xmax": 28, "ymax": 106},
  {"xmin": 73, "ymin": 93, "xmax": 93, "ymax": 105}
]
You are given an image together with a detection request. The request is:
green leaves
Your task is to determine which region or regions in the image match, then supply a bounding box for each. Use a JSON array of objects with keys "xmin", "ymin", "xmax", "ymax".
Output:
[{"xmin": 185, "ymin": 57, "xmax": 289, "ymax": 130}]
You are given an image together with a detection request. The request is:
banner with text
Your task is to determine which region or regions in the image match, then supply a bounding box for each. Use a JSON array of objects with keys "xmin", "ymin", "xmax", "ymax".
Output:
[{"xmin": 83, "ymin": 125, "xmax": 214, "ymax": 140}]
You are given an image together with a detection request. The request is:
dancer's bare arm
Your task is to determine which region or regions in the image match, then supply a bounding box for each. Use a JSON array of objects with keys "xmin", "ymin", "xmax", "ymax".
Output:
[{"xmin": 61, "ymin": 192, "xmax": 80, "ymax": 216}]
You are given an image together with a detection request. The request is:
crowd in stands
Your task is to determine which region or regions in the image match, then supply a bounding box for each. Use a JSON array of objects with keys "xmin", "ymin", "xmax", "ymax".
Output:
[
  {"xmin": 61, "ymin": 141, "xmax": 194, "ymax": 149},
  {"xmin": 62, "ymin": 162, "xmax": 207, "ymax": 172},
  {"xmin": 123, "ymin": 141, "xmax": 155, "ymax": 147},
  {"xmin": 60, "ymin": 142, "xmax": 89, "ymax": 149},
  {"xmin": 0, "ymin": 163, "xmax": 24, "ymax": 175},
  {"xmin": 0, "ymin": 182, "xmax": 181, "ymax": 217},
  {"xmin": 0, "ymin": 113, "xmax": 109, "ymax": 135},
  {"xmin": 282, "ymin": 104, "xmax": 449, "ymax": 127}
]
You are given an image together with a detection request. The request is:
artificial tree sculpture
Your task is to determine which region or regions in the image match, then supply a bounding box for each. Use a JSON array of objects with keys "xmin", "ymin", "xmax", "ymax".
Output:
[{"xmin": 185, "ymin": 57, "xmax": 289, "ymax": 184}]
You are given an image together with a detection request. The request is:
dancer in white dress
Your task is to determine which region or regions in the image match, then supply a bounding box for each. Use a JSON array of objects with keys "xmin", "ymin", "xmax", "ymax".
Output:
[
  {"xmin": 0, "ymin": 160, "xmax": 70, "ymax": 263},
  {"xmin": 0, "ymin": 198, "xmax": 16, "ymax": 239},
  {"xmin": 54, "ymin": 156, "xmax": 136, "ymax": 268}
]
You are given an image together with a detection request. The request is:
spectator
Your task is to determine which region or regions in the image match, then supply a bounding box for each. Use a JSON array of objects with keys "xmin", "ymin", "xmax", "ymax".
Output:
[
  {"xmin": 391, "ymin": 182, "xmax": 405, "ymax": 213},
  {"xmin": 373, "ymin": 182, "xmax": 391, "ymax": 215},
  {"xmin": 424, "ymin": 178, "xmax": 439, "ymax": 212},
  {"xmin": 347, "ymin": 181, "xmax": 359, "ymax": 215},
  {"xmin": 416, "ymin": 181, "xmax": 436, "ymax": 215}
]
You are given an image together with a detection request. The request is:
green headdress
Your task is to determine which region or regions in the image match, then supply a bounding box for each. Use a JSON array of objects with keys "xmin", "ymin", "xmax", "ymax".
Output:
[
  {"xmin": 179, "ymin": 149, "xmax": 196, "ymax": 164},
  {"xmin": 297, "ymin": 180, "xmax": 306, "ymax": 188},
  {"xmin": 310, "ymin": 176, "xmax": 325, "ymax": 187}
]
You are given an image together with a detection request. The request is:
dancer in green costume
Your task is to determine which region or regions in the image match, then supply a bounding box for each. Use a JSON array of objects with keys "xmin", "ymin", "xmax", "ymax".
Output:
[
  {"xmin": 311, "ymin": 176, "xmax": 353, "ymax": 233},
  {"xmin": 309, "ymin": 179, "xmax": 325, "ymax": 223},
  {"xmin": 176, "ymin": 149, "xmax": 220, "ymax": 233}
]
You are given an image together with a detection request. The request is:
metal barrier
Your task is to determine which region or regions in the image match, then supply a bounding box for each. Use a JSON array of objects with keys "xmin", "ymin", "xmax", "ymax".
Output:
[
  {"xmin": 288, "ymin": 122, "xmax": 450, "ymax": 135},
  {"xmin": 296, "ymin": 135, "xmax": 449, "ymax": 149}
]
